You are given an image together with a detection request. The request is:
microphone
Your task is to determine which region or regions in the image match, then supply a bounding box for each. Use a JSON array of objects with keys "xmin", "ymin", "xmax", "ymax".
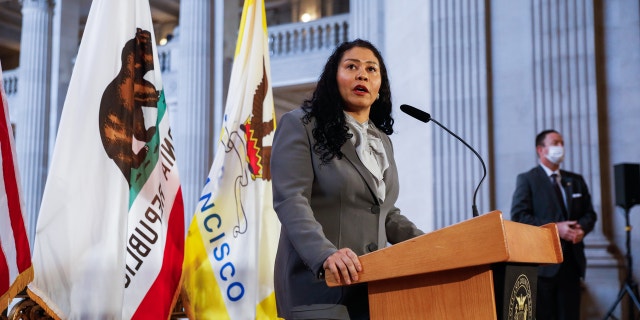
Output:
[
  {"xmin": 400, "ymin": 104, "xmax": 487, "ymax": 218},
  {"xmin": 399, "ymin": 104, "xmax": 431, "ymax": 123}
]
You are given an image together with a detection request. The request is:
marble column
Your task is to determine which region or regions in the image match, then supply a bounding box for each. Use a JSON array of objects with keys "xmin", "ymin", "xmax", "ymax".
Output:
[
  {"xmin": 48, "ymin": 0, "xmax": 80, "ymax": 159},
  {"xmin": 176, "ymin": 0, "xmax": 215, "ymax": 222},
  {"xmin": 530, "ymin": 2, "xmax": 621, "ymax": 317},
  {"xmin": 430, "ymin": 0, "xmax": 490, "ymax": 228},
  {"xmin": 349, "ymin": 0, "xmax": 383, "ymax": 47},
  {"xmin": 530, "ymin": 0, "xmax": 604, "ymax": 234},
  {"xmin": 16, "ymin": 0, "xmax": 53, "ymax": 244},
  {"xmin": 492, "ymin": 0, "xmax": 620, "ymax": 315},
  {"xmin": 603, "ymin": 0, "xmax": 640, "ymax": 294}
]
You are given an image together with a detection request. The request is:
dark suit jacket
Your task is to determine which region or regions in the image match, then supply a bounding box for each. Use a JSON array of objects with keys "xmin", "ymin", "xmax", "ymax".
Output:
[
  {"xmin": 510, "ymin": 165, "xmax": 597, "ymax": 278},
  {"xmin": 271, "ymin": 108, "xmax": 423, "ymax": 319}
]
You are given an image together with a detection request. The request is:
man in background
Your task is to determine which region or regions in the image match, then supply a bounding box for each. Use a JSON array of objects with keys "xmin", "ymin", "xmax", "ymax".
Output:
[{"xmin": 511, "ymin": 129, "xmax": 597, "ymax": 320}]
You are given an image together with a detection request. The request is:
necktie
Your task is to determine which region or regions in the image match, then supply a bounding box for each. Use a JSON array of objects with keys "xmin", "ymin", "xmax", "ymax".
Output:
[{"xmin": 551, "ymin": 173, "xmax": 567, "ymax": 218}]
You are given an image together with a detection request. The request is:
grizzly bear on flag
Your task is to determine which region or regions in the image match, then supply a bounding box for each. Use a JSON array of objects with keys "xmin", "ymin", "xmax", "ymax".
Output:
[{"xmin": 99, "ymin": 28, "xmax": 158, "ymax": 186}]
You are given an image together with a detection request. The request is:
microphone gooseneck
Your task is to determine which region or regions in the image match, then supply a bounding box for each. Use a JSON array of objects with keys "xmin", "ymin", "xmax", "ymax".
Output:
[{"xmin": 400, "ymin": 104, "xmax": 487, "ymax": 218}]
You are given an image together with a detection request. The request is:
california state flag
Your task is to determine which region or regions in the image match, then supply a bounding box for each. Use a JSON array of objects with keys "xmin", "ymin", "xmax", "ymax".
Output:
[
  {"xmin": 27, "ymin": 0, "xmax": 184, "ymax": 318},
  {"xmin": 0, "ymin": 62, "xmax": 33, "ymax": 312},
  {"xmin": 181, "ymin": 0, "xmax": 280, "ymax": 318}
]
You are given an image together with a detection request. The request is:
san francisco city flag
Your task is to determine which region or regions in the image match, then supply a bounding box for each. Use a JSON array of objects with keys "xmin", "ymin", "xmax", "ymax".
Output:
[
  {"xmin": 0, "ymin": 62, "xmax": 32, "ymax": 312},
  {"xmin": 181, "ymin": 0, "xmax": 280, "ymax": 318},
  {"xmin": 27, "ymin": 0, "xmax": 184, "ymax": 318}
]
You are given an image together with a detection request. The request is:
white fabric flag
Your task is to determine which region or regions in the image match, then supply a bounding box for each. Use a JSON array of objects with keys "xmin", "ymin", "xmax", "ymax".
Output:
[{"xmin": 27, "ymin": 1, "xmax": 184, "ymax": 319}]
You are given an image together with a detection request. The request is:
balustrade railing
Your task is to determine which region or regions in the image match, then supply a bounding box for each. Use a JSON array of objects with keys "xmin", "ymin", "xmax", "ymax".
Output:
[
  {"xmin": 157, "ymin": 42, "xmax": 174, "ymax": 73},
  {"xmin": 268, "ymin": 14, "xmax": 349, "ymax": 57},
  {"xmin": 1, "ymin": 14, "xmax": 350, "ymax": 100},
  {"xmin": 2, "ymin": 68, "xmax": 19, "ymax": 97}
]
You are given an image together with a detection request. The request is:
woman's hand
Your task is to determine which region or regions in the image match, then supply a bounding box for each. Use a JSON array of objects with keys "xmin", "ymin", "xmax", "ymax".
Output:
[{"xmin": 323, "ymin": 248, "xmax": 363, "ymax": 285}]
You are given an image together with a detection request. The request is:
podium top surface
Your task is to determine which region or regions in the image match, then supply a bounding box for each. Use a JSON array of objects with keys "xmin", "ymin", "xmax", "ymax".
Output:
[{"xmin": 325, "ymin": 210, "xmax": 563, "ymax": 287}]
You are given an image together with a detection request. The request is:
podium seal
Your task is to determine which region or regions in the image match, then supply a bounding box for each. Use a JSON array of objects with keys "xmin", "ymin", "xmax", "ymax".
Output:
[{"xmin": 507, "ymin": 274, "xmax": 533, "ymax": 320}]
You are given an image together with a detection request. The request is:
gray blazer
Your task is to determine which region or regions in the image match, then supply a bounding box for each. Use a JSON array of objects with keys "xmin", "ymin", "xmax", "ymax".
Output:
[
  {"xmin": 271, "ymin": 108, "xmax": 423, "ymax": 318},
  {"xmin": 510, "ymin": 165, "xmax": 597, "ymax": 278}
]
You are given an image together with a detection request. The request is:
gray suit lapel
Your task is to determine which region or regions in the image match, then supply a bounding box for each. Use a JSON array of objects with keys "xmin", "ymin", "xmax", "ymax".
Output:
[{"xmin": 341, "ymin": 141, "xmax": 381, "ymax": 205}]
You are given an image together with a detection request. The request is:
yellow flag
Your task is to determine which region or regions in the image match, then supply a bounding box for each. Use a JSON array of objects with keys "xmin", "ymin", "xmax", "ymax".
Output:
[{"xmin": 181, "ymin": 0, "xmax": 280, "ymax": 318}]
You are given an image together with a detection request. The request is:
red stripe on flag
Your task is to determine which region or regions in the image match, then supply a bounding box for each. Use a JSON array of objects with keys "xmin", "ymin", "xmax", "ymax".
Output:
[
  {"xmin": 132, "ymin": 188, "xmax": 184, "ymax": 319},
  {"xmin": 0, "ymin": 243, "xmax": 9, "ymax": 294},
  {"xmin": 0, "ymin": 88, "xmax": 31, "ymax": 273}
]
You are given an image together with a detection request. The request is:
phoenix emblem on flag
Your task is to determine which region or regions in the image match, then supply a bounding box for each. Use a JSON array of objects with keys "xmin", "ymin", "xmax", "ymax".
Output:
[
  {"xmin": 239, "ymin": 59, "xmax": 274, "ymax": 181},
  {"xmin": 99, "ymin": 28, "xmax": 159, "ymax": 186},
  {"xmin": 220, "ymin": 58, "xmax": 274, "ymax": 237}
]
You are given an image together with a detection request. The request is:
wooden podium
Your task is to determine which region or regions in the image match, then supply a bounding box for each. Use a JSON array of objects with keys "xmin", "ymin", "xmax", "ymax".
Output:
[{"xmin": 325, "ymin": 210, "xmax": 563, "ymax": 319}]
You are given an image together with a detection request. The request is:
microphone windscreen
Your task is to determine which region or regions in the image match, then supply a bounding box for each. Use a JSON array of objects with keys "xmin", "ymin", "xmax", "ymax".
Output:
[{"xmin": 400, "ymin": 104, "xmax": 431, "ymax": 123}]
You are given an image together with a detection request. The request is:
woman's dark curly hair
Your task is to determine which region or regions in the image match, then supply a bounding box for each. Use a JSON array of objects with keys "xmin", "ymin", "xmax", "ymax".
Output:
[{"xmin": 302, "ymin": 39, "xmax": 394, "ymax": 164}]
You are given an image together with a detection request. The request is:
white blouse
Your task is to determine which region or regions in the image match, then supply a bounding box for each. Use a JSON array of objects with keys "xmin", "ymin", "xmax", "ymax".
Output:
[{"xmin": 344, "ymin": 112, "xmax": 390, "ymax": 201}]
